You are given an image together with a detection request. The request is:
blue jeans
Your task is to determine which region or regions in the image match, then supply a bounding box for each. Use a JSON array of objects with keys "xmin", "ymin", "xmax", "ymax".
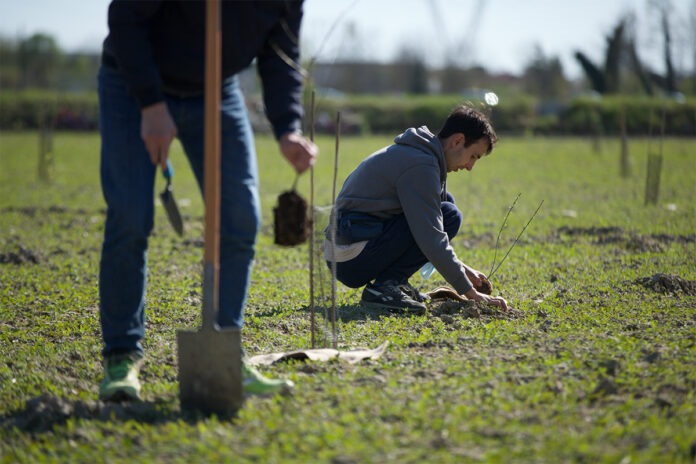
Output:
[
  {"xmin": 335, "ymin": 193, "xmax": 462, "ymax": 287},
  {"xmin": 98, "ymin": 66, "xmax": 260, "ymax": 357}
]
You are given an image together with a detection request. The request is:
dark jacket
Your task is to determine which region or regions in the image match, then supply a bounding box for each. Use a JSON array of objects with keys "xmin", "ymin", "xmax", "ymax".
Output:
[{"xmin": 102, "ymin": 0, "xmax": 304, "ymax": 138}]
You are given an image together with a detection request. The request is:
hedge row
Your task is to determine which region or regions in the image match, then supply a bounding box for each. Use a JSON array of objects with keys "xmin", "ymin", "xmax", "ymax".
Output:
[
  {"xmin": 0, "ymin": 90, "xmax": 99, "ymax": 130},
  {"xmin": 319, "ymin": 95, "xmax": 696, "ymax": 136},
  {"xmin": 2, "ymin": 90, "xmax": 695, "ymax": 136}
]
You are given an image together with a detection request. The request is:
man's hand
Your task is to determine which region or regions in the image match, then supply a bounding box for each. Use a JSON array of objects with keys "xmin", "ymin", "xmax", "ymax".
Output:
[
  {"xmin": 279, "ymin": 132, "xmax": 318, "ymax": 174},
  {"xmin": 141, "ymin": 102, "xmax": 177, "ymax": 170},
  {"xmin": 465, "ymin": 288, "xmax": 509, "ymax": 311},
  {"xmin": 465, "ymin": 266, "xmax": 487, "ymax": 288}
]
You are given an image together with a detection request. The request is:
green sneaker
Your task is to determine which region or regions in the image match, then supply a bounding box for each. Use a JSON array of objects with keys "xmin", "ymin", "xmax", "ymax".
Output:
[
  {"xmin": 242, "ymin": 363, "xmax": 294, "ymax": 396},
  {"xmin": 99, "ymin": 353, "xmax": 142, "ymax": 402}
]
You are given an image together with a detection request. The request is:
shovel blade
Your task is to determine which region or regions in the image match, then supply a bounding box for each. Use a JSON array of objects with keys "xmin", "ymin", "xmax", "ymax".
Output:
[
  {"xmin": 177, "ymin": 327, "xmax": 243, "ymax": 415},
  {"xmin": 160, "ymin": 187, "xmax": 184, "ymax": 236}
]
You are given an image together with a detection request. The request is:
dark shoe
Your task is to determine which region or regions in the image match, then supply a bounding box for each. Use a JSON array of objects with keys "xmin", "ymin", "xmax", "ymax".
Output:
[
  {"xmin": 398, "ymin": 281, "xmax": 429, "ymax": 303},
  {"xmin": 361, "ymin": 282, "xmax": 426, "ymax": 314},
  {"xmin": 99, "ymin": 352, "xmax": 142, "ymax": 402}
]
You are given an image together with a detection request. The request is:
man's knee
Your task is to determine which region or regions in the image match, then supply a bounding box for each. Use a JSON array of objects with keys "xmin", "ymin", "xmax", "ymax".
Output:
[
  {"xmin": 103, "ymin": 204, "xmax": 154, "ymax": 249},
  {"xmin": 333, "ymin": 262, "xmax": 371, "ymax": 289},
  {"xmin": 441, "ymin": 201, "xmax": 463, "ymax": 240}
]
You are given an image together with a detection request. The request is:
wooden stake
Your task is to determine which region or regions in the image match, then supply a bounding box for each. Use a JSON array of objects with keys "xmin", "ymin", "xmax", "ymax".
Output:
[
  {"xmin": 619, "ymin": 105, "xmax": 630, "ymax": 178},
  {"xmin": 591, "ymin": 106, "xmax": 602, "ymax": 154},
  {"xmin": 644, "ymin": 105, "xmax": 665, "ymax": 205},
  {"xmin": 309, "ymin": 90, "xmax": 316, "ymax": 348},
  {"xmin": 38, "ymin": 116, "xmax": 54, "ymax": 184},
  {"xmin": 329, "ymin": 112, "xmax": 341, "ymax": 349}
]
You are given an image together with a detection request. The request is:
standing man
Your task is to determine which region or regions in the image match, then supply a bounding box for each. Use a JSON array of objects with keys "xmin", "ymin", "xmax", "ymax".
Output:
[
  {"xmin": 98, "ymin": 0, "xmax": 317, "ymax": 401},
  {"xmin": 325, "ymin": 105, "xmax": 508, "ymax": 313}
]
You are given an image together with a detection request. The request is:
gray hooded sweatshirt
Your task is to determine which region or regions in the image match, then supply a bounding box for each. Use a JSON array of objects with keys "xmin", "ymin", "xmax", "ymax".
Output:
[{"xmin": 333, "ymin": 126, "xmax": 473, "ymax": 294}]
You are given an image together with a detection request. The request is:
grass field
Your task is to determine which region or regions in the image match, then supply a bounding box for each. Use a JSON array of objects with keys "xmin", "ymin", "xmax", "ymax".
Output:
[{"xmin": 1, "ymin": 131, "xmax": 695, "ymax": 463}]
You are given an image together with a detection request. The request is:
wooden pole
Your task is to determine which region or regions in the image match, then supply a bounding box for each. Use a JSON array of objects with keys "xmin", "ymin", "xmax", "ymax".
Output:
[
  {"xmin": 38, "ymin": 115, "xmax": 54, "ymax": 183},
  {"xmin": 309, "ymin": 90, "xmax": 316, "ymax": 348},
  {"xmin": 329, "ymin": 112, "xmax": 341, "ymax": 349},
  {"xmin": 619, "ymin": 105, "xmax": 630, "ymax": 178},
  {"xmin": 644, "ymin": 105, "xmax": 665, "ymax": 206},
  {"xmin": 202, "ymin": 0, "xmax": 221, "ymax": 328}
]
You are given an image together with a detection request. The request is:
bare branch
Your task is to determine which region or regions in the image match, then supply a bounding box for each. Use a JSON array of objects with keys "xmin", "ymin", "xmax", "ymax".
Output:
[
  {"xmin": 489, "ymin": 200, "xmax": 544, "ymax": 279},
  {"xmin": 489, "ymin": 193, "xmax": 521, "ymax": 277}
]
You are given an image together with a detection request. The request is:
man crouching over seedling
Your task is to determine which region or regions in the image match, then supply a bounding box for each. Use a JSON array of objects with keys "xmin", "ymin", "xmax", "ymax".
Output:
[{"xmin": 324, "ymin": 105, "xmax": 508, "ymax": 313}]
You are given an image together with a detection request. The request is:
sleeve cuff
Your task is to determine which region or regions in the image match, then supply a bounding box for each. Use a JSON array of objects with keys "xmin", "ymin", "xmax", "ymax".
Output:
[
  {"xmin": 272, "ymin": 117, "xmax": 302, "ymax": 140},
  {"xmin": 133, "ymin": 85, "xmax": 166, "ymax": 109},
  {"xmin": 451, "ymin": 274, "xmax": 473, "ymax": 295}
]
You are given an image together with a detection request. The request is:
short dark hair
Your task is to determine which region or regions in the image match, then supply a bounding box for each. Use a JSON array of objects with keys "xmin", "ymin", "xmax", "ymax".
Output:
[{"xmin": 437, "ymin": 105, "xmax": 497, "ymax": 154}]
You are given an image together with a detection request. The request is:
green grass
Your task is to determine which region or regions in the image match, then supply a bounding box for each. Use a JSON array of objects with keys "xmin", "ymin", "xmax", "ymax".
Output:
[{"xmin": 1, "ymin": 131, "xmax": 695, "ymax": 463}]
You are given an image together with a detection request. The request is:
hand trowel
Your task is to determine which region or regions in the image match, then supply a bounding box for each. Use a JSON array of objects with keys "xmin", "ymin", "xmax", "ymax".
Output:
[{"xmin": 160, "ymin": 160, "xmax": 184, "ymax": 236}]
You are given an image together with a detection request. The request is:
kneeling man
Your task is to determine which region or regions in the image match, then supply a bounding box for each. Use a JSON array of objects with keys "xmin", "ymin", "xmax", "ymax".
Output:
[{"xmin": 325, "ymin": 105, "xmax": 508, "ymax": 313}]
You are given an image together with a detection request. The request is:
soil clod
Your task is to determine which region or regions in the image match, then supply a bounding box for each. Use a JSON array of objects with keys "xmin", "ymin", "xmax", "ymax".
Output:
[
  {"xmin": 635, "ymin": 273, "xmax": 696, "ymax": 296},
  {"xmin": 1, "ymin": 394, "xmax": 171, "ymax": 433},
  {"xmin": 556, "ymin": 226, "xmax": 694, "ymax": 253},
  {"xmin": 431, "ymin": 299, "xmax": 522, "ymax": 320},
  {"xmin": 0, "ymin": 244, "xmax": 42, "ymax": 265},
  {"xmin": 273, "ymin": 190, "xmax": 309, "ymax": 246}
]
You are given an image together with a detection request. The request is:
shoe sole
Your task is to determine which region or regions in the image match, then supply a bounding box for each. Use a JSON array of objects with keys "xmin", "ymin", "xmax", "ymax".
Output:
[
  {"xmin": 243, "ymin": 380, "xmax": 294, "ymax": 397},
  {"xmin": 361, "ymin": 300, "xmax": 426, "ymax": 315},
  {"xmin": 99, "ymin": 387, "xmax": 141, "ymax": 402}
]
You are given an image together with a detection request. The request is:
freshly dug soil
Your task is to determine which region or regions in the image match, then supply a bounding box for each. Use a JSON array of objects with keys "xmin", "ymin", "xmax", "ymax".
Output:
[
  {"xmin": 556, "ymin": 226, "xmax": 695, "ymax": 253},
  {"xmin": 426, "ymin": 286, "xmax": 521, "ymax": 320},
  {"xmin": 431, "ymin": 299, "xmax": 522, "ymax": 320},
  {"xmin": 476, "ymin": 277, "xmax": 493, "ymax": 295},
  {"xmin": 1, "ymin": 394, "xmax": 165, "ymax": 433},
  {"xmin": 635, "ymin": 273, "xmax": 696, "ymax": 296},
  {"xmin": 273, "ymin": 190, "xmax": 309, "ymax": 246},
  {"xmin": 0, "ymin": 244, "xmax": 41, "ymax": 264}
]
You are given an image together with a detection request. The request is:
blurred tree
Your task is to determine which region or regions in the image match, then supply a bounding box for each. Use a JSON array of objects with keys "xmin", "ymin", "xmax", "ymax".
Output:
[
  {"xmin": 692, "ymin": 0, "xmax": 696, "ymax": 93},
  {"xmin": 18, "ymin": 33, "xmax": 63, "ymax": 89},
  {"xmin": 651, "ymin": 0, "xmax": 678, "ymax": 93},
  {"xmin": 0, "ymin": 36, "xmax": 20, "ymax": 88},
  {"xmin": 394, "ymin": 46, "xmax": 428, "ymax": 94},
  {"xmin": 59, "ymin": 54, "xmax": 100, "ymax": 91},
  {"xmin": 574, "ymin": 18, "xmax": 627, "ymax": 94},
  {"xmin": 522, "ymin": 44, "xmax": 568, "ymax": 99}
]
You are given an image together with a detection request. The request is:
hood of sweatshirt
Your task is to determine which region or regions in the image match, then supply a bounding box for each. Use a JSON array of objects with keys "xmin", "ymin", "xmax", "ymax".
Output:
[{"xmin": 393, "ymin": 126, "xmax": 448, "ymax": 186}]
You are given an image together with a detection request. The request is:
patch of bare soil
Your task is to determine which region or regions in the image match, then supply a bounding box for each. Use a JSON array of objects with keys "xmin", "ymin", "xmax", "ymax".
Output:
[
  {"xmin": 0, "ymin": 206, "xmax": 91, "ymax": 217},
  {"xmin": 635, "ymin": 273, "xmax": 696, "ymax": 296},
  {"xmin": 430, "ymin": 300, "xmax": 523, "ymax": 321},
  {"xmin": 558, "ymin": 226, "xmax": 625, "ymax": 237},
  {"xmin": 1, "ymin": 394, "xmax": 173, "ymax": 433},
  {"xmin": 273, "ymin": 190, "xmax": 309, "ymax": 246},
  {"xmin": 556, "ymin": 226, "xmax": 695, "ymax": 253},
  {"xmin": 0, "ymin": 244, "xmax": 42, "ymax": 264}
]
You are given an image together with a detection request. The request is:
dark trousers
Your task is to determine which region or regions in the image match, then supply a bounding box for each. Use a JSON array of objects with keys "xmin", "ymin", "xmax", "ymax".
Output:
[
  {"xmin": 98, "ymin": 66, "xmax": 259, "ymax": 357},
  {"xmin": 334, "ymin": 193, "xmax": 462, "ymax": 288}
]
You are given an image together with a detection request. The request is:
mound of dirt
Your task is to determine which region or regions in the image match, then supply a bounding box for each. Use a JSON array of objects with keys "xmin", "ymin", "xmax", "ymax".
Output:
[
  {"xmin": 0, "ymin": 244, "xmax": 42, "ymax": 264},
  {"xmin": 1, "ymin": 394, "xmax": 165, "ymax": 433},
  {"xmin": 557, "ymin": 226, "xmax": 694, "ymax": 253},
  {"xmin": 273, "ymin": 190, "xmax": 309, "ymax": 246},
  {"xmin": 623, "ymin": 235, "xmax": 665, "ymax": 253},
  {"xmin": 635, "ymin": 273, "xmax": 696, "ymax": 296},
  {"xmin": 431, "ymin": 300, "xmax": 522, "ymax": 320},
  {"xmin": 557, "ymin": 226, "xmax": 625, "ymax": 237}
]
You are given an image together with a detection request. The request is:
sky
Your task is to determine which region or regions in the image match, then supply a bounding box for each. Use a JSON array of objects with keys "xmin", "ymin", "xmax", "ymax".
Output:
[{"xmin": 1, "ymin": 0, "xmax": 694, "ymax": 80}]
